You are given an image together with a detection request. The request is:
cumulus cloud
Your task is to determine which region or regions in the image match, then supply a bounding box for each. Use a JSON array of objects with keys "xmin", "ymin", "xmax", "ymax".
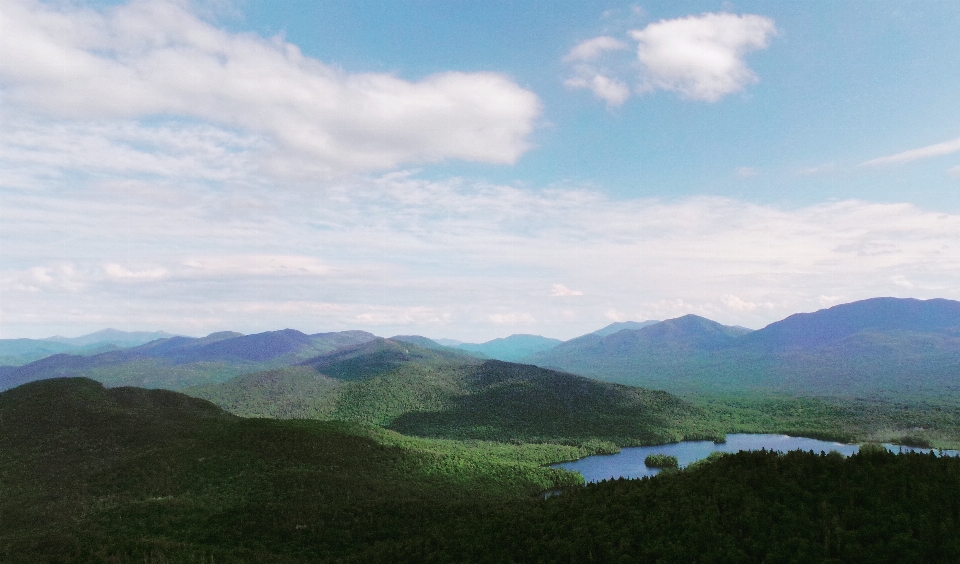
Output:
[
  {"xmin": 0, "ymin": 0, "xmax": 540, "ymax": 173},
  {"xmin": 630, "ymin": 13, "xmax": 776, "ymax": 101},
  {"xmin": 564, "ymin": 12, "xmax": 775, "ymax": 105},
  {"xmin": 564, "ymin": 74, "xmax": 631, "ymax": 106},
  {"xmin": 550, "ymin": 284, "xmax": 584, "ymax": 297},
  {"xmin": 861, "ymin": 136, "xmax": 960, "ymax": 167}
]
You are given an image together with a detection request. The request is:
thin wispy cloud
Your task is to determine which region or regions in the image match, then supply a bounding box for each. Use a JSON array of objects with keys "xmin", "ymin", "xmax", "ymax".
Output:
[
  {"xmin": 861, "ymin": 136, "xmax": 960, "ymax": 167},
  {"xmin": 564, "ymin": 36, "xmax": 628, "ymax": 62},
  {"xmin": 4, "ymin": 166, "xmax": 959, "ymax": 339}
]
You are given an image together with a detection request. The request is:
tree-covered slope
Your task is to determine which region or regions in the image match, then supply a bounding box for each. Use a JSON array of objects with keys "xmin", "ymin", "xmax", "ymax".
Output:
[
  {"xmin": 395, "ymin": 448, "xmax": 960, "ymax": 563},
  {"xmin": 5, "ymin": 379, "xmax": 959, "ymax": 563},
  {"xmin": 187, "ymin": 339, "xmax": 722, "ymax": 445},
  {"xmin": 389, "ymin": 360, "xmax": 720, "ymax": 444},
  {"xmin": 0, "ymin": 378, "xmax": 583, "ymax": 563}
]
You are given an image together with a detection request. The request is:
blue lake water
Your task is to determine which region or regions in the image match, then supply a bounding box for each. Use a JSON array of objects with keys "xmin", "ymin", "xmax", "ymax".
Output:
[{"xmin": 553, "ymin": 434, "xmax": 960, "ymax": 483}]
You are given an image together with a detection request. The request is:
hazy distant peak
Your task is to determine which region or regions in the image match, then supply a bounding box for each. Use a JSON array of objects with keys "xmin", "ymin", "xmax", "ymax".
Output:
[
  {"xmin": 43, "ymin": 329, "xmax": 180, "ymax": 347},
  {"xmin": 390, "ymin": 335, "xmax": 448, "ymax": 350},
  {"xmin": 204, "ymin": 331, "xmax": 245, "ymax": 340},
  {"xmin": 746, "ymin": 296, "xmax": 960, "ymax": 351},
  {"xmin": 591, "ymin": 320, "xmax": 660, "ymax": 337},
  {"xmin": 455, "ymin": 334, "xmax": 562, "ymax": 362}
]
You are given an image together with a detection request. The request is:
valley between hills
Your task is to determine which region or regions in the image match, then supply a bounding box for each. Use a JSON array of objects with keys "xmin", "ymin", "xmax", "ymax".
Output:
[{"xmin": 2, "ymin": 296, "xmax": 960, "ymax": 562}]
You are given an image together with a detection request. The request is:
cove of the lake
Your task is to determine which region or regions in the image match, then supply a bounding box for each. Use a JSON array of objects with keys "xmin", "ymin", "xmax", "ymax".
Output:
[{"xmin": 553, "ymin": 433, "xmax": 960, "ymax": 483}]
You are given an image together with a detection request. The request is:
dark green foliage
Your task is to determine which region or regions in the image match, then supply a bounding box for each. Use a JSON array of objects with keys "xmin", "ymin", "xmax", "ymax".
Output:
[
  {"xmin": 429, "ymin": 448, "xmax": 960, "ymax": 564},
  {"xmin": 189, "ymin": 347, "xmax": 724, "ymax": 445},
  {"xmin": 644, "ymin": 453, "xmax": 679, "ymax": 468},
  {"xmin": 6, "ymin": 381, "xmax": 960, "ymax": 563},
  {"xmin": 891, "ymin": 435, "xmax": 933, "ymax": 448},
  {"xmin": 0, "ymin": 378, "xmax": 582, "ymax": 563},
  {"xmin": 389, "ymin": 360, "xmax": 721, "ymax": 444},
  {"xmin": 697, "ymin": 394, "xmax": 960, "ymax": 449}
]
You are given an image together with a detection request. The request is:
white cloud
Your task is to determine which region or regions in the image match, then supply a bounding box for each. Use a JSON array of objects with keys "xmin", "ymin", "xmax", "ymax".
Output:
[
  {"xmin": 735, "ymin": 166, "xmax": 759, "ymax": 178},
  {"xmin": 550, "ymin": 284, "xmax": 584, "ymax": 297},
  {"xmin": 4, "ymin": 164, "xmax": 960, "ymax": 340},
  {"xmin": 604, "ymin": 309, "xmax": 626, "ymax": 322},
  {"xmin": 487, "ymin": 312, "xmax": 537, "ymax": 325},
  {"xmin": 630, "ymin": 13, "xmax": 776, "ymax": 102},
  {"xmin": 564, "ymin": 74, "xmax": 631, "ymax": 106},
  {"xmin": 104, "ymin": 264, "xmax": 168, "ymax": 280},
  {"xmin": 861, "ymin": 136, "xmax": 960, "ymax": 167},
  {"xmin": 0, "ymin": 0, "xmax": 541, "ymax": 173},
  {"xmin": 947, "ymin": 165, "xmax": 960, "ymax": 178},
  {"xmin": 564, "ymin": 12, "xmax": 775, "ymax": 105},
  {"xmin": 564, "ymin": 36, "xmax": 628, "ymax": 62},
  {"xmin": 181, "ymin": 256, "xmax": 329, "ymax": 277},
  {"xmin": 722, "ymin": 295, "xmax": 773, "ymax": 312}
]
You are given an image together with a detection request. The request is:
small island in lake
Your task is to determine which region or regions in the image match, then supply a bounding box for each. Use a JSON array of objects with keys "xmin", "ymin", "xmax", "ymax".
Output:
[{"xmin": 644, "ymin": 453, "xmax": 679, "ymax": 469}]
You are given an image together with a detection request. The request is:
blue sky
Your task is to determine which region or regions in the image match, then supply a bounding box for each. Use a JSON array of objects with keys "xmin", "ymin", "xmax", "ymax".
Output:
[
  {"xmin": 1, "ymin": 0, "xmax": 959, "ymax": 340},
  {"xmin": 234, "ymin": 0, "xmax": 960, "ymax": 207}
]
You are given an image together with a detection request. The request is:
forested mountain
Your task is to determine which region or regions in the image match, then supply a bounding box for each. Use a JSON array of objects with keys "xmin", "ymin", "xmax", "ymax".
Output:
[
  {"xmin": 4, "ymin": 377, "xmax": 958, "ymax": 563},
  {"xmin": 450, "ymin": 333, "xmax": 563, "ymax": 361},
  {"xmin": 0, "ymin": 329, "xmax": 377, "ymax": 391},
  {"xmin": 187, "ymin": 337, "xmax": 720, "ymax": 445},
  {"xmin": 0, "ymin": 377, "xmax": 581, "ymax": 563},
  {"xmin": 527, "ymin": 298, "xmax": 960, "ymax": 399}
]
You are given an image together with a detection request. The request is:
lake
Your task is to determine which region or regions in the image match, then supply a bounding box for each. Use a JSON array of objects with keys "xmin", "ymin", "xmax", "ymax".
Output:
[{"xmin": 552, "ymin": 433, "xmax": 960, "ymax": 483}]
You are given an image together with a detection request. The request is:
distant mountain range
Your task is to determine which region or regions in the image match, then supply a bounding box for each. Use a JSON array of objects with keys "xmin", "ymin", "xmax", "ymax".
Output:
[
  {"xmin": 0, "ymin": 329, "xmax": 180, "ymax": 365},
  {"xmin": 4, "ymin": 297, "xmax": 958, "ymax": 400},
  {"xmin": 0, "ymin": 329, "xmax": 377, "ymax": 391},
  {"xmin": 527, "ymin": 297, "xmax": 960, "ymax": 399}
]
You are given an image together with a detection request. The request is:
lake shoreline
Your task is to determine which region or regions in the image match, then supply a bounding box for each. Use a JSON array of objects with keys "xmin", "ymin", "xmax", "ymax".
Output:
[{"xmin": 552, "ymin": 433, "xmax": 960, "ymax": 483}]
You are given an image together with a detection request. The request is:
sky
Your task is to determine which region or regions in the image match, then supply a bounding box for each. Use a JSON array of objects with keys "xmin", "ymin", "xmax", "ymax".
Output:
[{"xmin": 1, "ymin": 0, "xmax": 959, "ymax": 341}]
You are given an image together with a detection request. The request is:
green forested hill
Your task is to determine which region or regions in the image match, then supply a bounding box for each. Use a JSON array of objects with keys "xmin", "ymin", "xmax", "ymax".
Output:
[
  {"xmin": 0, "ymin": 377, "xmax": 584, "ymax": 563},
  {"xmin": 4, "ymin": 377, "xmax": 959, "ymax": 563},
  {"xmin": 187, "ymin": 338, "xmax": 722, "ymax": 445}
]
